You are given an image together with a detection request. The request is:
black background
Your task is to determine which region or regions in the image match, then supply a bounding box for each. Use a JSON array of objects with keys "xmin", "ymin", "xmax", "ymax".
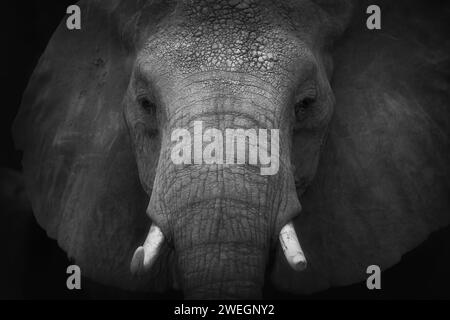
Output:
[{"xmin": 0, "ymin": 1, "xmax": 449, "ymax": 300}]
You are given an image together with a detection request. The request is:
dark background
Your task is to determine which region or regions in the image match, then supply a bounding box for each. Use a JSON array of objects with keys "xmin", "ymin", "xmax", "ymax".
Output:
[{"xmin": 0, "ymin": 1, "xmax": 449, "ymax": 300}]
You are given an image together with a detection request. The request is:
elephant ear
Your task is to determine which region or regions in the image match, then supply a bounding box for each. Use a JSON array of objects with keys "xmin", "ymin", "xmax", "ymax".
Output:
[
  {"xmin": 13, "ymin": 0, "xmax": 175, "ymax": 291},
  {"xmin": 273, "ymin": 0, "xmax": 450, "ymax": 293}
]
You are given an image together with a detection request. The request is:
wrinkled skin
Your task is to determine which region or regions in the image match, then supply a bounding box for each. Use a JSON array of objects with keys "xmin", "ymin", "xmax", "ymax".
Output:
[
  {"xmin": 13, "ymin": 0, "xmax": 450, "ymax": 300},
  {"xmin": 124, "ymin": 0, "xmax": 335, "ymax": 298}
]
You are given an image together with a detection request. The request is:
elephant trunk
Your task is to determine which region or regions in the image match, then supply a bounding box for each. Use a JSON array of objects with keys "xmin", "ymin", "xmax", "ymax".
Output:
[
  {"xmin": 144, "ymin": 107, "xmax": 302, "ymax": 299},
  {"xmin": 174, "ymin": 199, "xmax": 269, "ymax": 299}
]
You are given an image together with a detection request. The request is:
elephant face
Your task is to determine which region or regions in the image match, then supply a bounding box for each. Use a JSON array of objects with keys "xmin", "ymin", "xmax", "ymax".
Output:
[
  {"xmin": 122, "ymin": 1, "xmax": 337, "ymax": 298},
  {"xmin": 13, "ymin": 0, "xmax": 450, "ymax": 299}
]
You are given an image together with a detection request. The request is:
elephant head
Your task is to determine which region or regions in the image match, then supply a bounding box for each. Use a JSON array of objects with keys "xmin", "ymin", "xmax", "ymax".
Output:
[{"xmin": 13, "ymin": 0, "xmax": 450, "ymax": 299}]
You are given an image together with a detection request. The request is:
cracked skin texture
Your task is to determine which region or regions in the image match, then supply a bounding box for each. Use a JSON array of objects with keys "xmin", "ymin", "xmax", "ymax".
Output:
[
  {"xmin": 13, "ymin": 0, "xmax": 450, "ymax": 299},
  {"xmin": 170, "ymin": 0, "xmax": 286, "ymax": 74},
  {"xmin": 140, "ymin": 0, "xmax": 327, "ymax": 87}
]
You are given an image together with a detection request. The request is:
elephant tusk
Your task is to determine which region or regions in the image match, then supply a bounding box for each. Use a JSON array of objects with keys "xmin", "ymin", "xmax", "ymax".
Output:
[
  {"xmin": 279, "ymin": 222, "xmax": 307, "ymax": 272},
  {"xmin": 130, "ymin": 224, "xmax": 164, "ymax": 275}
]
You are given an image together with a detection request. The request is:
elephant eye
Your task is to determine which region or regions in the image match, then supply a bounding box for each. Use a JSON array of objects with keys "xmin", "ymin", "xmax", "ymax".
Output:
[
  {"xmin": 138, "ymin": 96, "xmax": 157, "ymax": 115},
  {"xmin": 294, "ymin": 97, "xmax": 315, "ymax": 121}
]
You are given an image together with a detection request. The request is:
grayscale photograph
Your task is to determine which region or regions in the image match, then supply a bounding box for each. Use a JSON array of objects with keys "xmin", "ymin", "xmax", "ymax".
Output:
[{"xmin": 0, "ymin": 0, "xmax": 449, "ymax": 310}]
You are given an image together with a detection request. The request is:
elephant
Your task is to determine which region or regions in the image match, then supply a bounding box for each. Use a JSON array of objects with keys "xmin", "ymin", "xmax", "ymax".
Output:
[{"xmin": 12, "ymin": 0, "xmax": 449, "ymax": 299}]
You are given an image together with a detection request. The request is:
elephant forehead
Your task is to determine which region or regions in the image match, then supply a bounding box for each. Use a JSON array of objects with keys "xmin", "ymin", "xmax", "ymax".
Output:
[{"xmin": 137, "ymin": 0, "xmax": 317, "ymax": 84}]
